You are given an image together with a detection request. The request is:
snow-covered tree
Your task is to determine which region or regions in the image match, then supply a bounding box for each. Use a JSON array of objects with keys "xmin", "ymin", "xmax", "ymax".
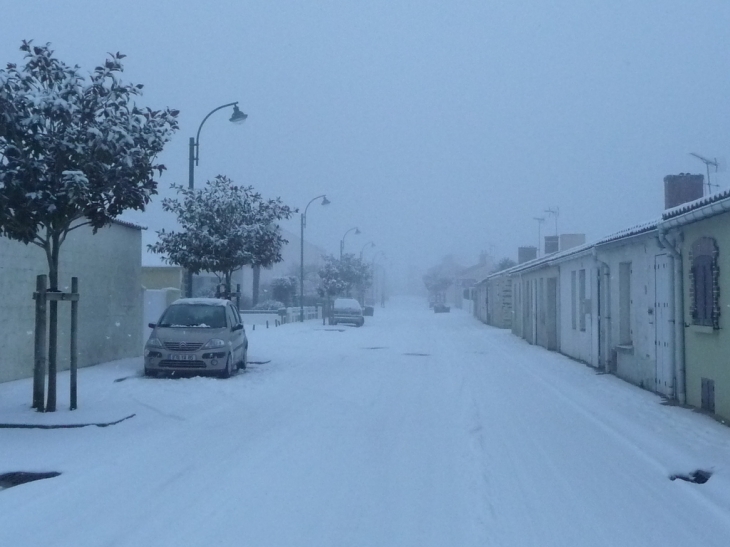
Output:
[
  {"xmin": 318, "ymin": 254, "xmax": 372, "ymax": 298},
  {"xmin": 492, "ymin": 257, "xmax": 517, "ymax": 273},
  {"xmin": 149, "ymin": 175, "xmax": 295, "ymax": 296},
  {"xmin": 0, "ymin": 41, "xmax": 179, "ymax": 411}
]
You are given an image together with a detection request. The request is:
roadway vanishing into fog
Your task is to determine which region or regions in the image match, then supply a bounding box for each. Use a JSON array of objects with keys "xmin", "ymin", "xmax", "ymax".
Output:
[{"xmin": 2, "ymin": 297, "xmax": 730, "ymax": 547}]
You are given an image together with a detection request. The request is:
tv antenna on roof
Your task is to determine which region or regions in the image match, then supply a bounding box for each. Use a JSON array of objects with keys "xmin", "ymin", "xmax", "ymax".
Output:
[
  {"xmin": 689, "ymin": 152, "xmax": 720, "ymax": 195},
  {"xmin": 544, "ymin": 207, "xmax": 559, "ymax": 236}
]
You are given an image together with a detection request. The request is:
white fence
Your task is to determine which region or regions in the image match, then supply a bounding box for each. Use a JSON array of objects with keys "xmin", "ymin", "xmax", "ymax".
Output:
[{"xmin": 240, "ymin": 306, "xmax": 321, "ymax": 326}]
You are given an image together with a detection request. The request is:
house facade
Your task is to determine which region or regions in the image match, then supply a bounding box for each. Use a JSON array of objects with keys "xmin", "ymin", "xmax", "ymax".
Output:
[
  {"xmin": 661, "ymin": 190, "xmax": 730, "ymax": 418},
  {"xmin": 593, "ymin": 222, "xmax": 675, "ymax": 395}
]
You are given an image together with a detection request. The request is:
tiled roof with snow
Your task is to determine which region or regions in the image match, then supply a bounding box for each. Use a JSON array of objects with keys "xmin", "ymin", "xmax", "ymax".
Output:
[
  {"xmin": 595, "ymin": 218, "xmax": 659, "ymax": 245},
  {"xmin": 662, "ymin": 188, "xmax": 730, "ymax": 220},
  {"xmin": 481, "ymin": 218, "xmax": 662, "ymax": 283},
  {"xmin": 112, "ymin": 218, "xmax": 145, "ymax": 230}
]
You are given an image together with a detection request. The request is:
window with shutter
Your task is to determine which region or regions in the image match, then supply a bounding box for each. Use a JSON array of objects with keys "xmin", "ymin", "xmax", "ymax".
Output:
[{"xmin": 690, "ymin": 237, "xmax": 720, "ymax": 329}]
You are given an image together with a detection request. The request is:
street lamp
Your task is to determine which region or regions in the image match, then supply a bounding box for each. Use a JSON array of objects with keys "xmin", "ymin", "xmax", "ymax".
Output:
[
  {"xmin": 371, "ymin": 251, "xmax": 386, "ymax": 306},
  {"xmin": 185, "ymin": 102, "xmax": 247, "ymax": 297},
  {"xmin": 300, "ymin": 195, "xmax": 330, "ymax": 322},
  {"xmin": 340, "ymin": 227, "xmax": 361, "ymax": 259},
  {"xmin": 359, "ymin": 241, "xmax": 375, "ymax": 261}
]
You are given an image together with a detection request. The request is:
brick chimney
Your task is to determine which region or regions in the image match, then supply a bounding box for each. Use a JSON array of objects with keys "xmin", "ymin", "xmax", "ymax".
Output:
[
  {"xmin": 518, "ymin": 246, "xmax": 537, "ymax": 264},
  {"xmin": 664, "ymin": 173, "xmax": 704, "ymax": 209},
  {"xmin": 544, "ymin": 236, "xmax": 559, "ymax": 255}
]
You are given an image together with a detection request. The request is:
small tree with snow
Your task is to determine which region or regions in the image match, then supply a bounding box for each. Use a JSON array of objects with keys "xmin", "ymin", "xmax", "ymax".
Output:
[
  {"xmin": 271, "ymin": 276, "xmax": 297, "ymax": 306},
  {"xmin": 149, "ymin": 175, "xmax": 295, "ymax": 297},
  {"xmin": 318, "ymin": 255, "xmax": 348, "ymax": 299},
  {"xmin": 0, "ymin": 41, "xmax": 179, "ymax": 411}
]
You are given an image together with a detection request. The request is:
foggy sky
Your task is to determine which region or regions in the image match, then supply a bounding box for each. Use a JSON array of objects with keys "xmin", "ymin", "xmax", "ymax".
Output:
[{"xmin": 3, "ymin": 1, "xmax": 730, "ymax": 287}]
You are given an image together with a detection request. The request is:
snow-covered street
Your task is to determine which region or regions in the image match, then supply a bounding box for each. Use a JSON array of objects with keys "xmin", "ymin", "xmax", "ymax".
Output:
[{"xmin": 2, "ymin": 296, "xmax": 730, "ymax": 546}]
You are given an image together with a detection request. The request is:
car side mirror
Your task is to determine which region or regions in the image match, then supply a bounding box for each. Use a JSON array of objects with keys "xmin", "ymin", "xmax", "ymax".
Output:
[
  {"xmin": 232, "ymin": 324, "xmax": 243, "ymax": 331},
  {"xmin": 148, "ymin": 323, "xmax": 157, "ymax": 329}
]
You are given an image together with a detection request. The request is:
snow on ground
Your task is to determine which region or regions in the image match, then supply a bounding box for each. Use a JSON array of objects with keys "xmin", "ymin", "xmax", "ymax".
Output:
[{"xmin": 1, "ymin": 296, "xmax": 730, "ymax": 546}]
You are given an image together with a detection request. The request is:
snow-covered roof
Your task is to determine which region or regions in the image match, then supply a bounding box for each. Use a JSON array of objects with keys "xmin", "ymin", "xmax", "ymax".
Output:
[
  {"xmin": 595, "ymin": 218, "xmax": 659, "ymax": 246},
  {"xmin": 662, "ymin": 188, "xmax": 730, "ymax": 221},
  {"xmin": 111, "ymin": 218, "xmax": 145, "ymax": 230},
  {"xmin": 480, "ymin": 218, "xmax": 661, "ymax": 283}
]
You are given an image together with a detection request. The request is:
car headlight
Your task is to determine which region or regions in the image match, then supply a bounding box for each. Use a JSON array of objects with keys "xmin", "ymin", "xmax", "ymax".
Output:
[
  {"xmin": 201, "ymin": 338, "xmax": 226, "ymax": 349},
  {"xmin": 146, "ymin": 337, "xmax": 163, "ymax": 348}
]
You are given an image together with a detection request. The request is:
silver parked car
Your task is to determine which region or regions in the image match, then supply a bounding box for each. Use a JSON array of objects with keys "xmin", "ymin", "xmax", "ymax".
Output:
[
  {"xmin": 331, "ymin": 298, "xmax": 364, "ymax": 327},
  {"xmin": 144, "ymin": 298, "xmax": 248, "ymax": 378}
]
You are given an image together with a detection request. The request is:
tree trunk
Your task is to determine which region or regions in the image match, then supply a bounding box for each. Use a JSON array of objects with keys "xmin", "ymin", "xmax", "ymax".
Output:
[
  {"xmin": 252, "ymin": 265, "xmax": 261, "ymax": 306},
  {"xmin": 225, "ymin": 271, "xmax": 232, "ymax": 299},
  {"xmin": 46, "ymin": 232, "xmax": 60, "ymax": 412}
]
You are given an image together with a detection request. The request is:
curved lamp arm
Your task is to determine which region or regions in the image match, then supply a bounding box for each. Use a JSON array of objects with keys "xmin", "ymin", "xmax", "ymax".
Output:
[
  {"xmin": 194, "ymin": 102, "xmax": 242, "ymax": 165},
  {"xmin": 302, "ymin": 194, "xmax": 329, "ymax": 228},
  {"xmin": 360, "ymin": 241, "xmax": 375, "ymax": 260}
]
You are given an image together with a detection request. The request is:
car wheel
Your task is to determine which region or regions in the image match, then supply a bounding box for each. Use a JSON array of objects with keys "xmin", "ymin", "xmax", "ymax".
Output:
[
  {"xmin": 219, "ymin": 354, "xmax": 232, "ymax": 379},
  {"xmin": 240, "ymin": 348, "xmax": 247, "ymax": 371},
  {"xmin": 144, "ymin": 367, "xmax": 154, "ymax": 377},
  {"xmin": 357, "ymin": 318, "xmax": 364, "ymax": 327}
]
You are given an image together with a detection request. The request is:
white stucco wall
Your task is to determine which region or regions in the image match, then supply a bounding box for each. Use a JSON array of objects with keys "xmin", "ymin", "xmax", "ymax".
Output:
[
  {"xmin": 596, "ymin": 235, "xmax": 668, "ymax": 392},
  {"xmin": 0, "ymin": 221, "xmax": 143, "ymax": 383},
  {"xmin": 556, "ymin": 253, "xmax": 598, "ymax": 366}
]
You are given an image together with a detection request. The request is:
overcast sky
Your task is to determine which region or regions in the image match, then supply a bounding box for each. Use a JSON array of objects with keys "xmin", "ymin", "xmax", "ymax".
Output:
[{"xmin": 3, "ymin": 1, "xmax": 730, "ymax": 287}]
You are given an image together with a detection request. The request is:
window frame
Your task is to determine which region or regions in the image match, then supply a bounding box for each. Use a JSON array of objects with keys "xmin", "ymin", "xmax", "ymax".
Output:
[{"xmin": 689, "ymin": 237, "xmax": 720, "ymax": 329}]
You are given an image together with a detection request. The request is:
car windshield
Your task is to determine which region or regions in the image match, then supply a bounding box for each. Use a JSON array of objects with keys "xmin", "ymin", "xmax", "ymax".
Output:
[
  {"xmin": 334, "ymin": 299, "xmax": 360, "ymax": 309},
  {"xmin": 157, "ymin": 304, "xmax": 227, "ymax": 328}
]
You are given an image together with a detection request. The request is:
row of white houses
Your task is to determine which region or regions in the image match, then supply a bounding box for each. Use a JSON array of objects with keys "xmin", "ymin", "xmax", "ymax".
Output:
[{"xmin": 475, "ymin": 185, "xmax": 730, "ymax": 422}]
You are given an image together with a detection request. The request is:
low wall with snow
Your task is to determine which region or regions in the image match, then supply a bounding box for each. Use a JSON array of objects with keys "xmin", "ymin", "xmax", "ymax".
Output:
[{"xmin": 240, "ymin": 306, "xmax": 321, "ymax": 326}]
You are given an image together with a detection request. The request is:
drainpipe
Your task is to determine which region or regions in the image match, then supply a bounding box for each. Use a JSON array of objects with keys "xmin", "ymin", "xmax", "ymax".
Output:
[
  {"xmin": 593, "ymin": 248, "xmax": 611, "ymax": 372},
  {"xmin": 656, "ymin": 228, "xmax": 685, "ymax": 404}
]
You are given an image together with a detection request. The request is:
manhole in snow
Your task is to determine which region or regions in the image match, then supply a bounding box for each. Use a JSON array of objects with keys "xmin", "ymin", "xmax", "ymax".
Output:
[
  {"xmin": 365, "ymin": 347, "xmax": 388, "ymax": 350},
  {"xmin": 403, "ymin": 353, "xmax": 430, "ymax": 357},
  {"xmin": 669, "ymin": 470, "xmax": 712, "ymax": 484},
  {"xmin": 0, "ymin": 471, "xmax": 61, "ymax": 490}
]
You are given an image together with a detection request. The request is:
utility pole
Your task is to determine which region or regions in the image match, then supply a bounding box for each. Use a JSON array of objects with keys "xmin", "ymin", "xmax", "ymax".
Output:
[
  {"xmin": 533, "ymin": 217, "xmax": 545, "ymax": 257},
  {"xmin": 544, "ymin": 207, "xmax": 559, "ymax": 236}
]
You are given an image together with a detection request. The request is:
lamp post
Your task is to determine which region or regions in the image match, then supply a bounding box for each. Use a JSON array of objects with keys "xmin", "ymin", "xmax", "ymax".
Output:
[
  {"xmin": 340, "ymin": 227, "xmax": 361, "ymax": 259},
  {"xmin": 185, "ymin": 102, "xmax": 247, "ymax": 297},
  {"xmin": 300, "ymin": 195, "xmax": 330, "ymax": 322},
  {"xmin": 371, "ymin": 251, "xmax": 386, "ymax": 306},
  {"xmin": 359, "ymin": 241, "xmax": 375, "ymax": 261}
]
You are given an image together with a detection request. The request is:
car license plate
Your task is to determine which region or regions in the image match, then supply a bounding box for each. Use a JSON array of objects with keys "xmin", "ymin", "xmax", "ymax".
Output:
[{"xmin": 168, "ymin": 354, "xmax": 196, "ymax": 361}]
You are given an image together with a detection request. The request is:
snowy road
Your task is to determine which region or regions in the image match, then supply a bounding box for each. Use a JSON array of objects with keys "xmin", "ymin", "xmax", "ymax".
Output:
[{"xmin": 2, "ymin": 296, "xmax": 730, "ymax": 546}]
